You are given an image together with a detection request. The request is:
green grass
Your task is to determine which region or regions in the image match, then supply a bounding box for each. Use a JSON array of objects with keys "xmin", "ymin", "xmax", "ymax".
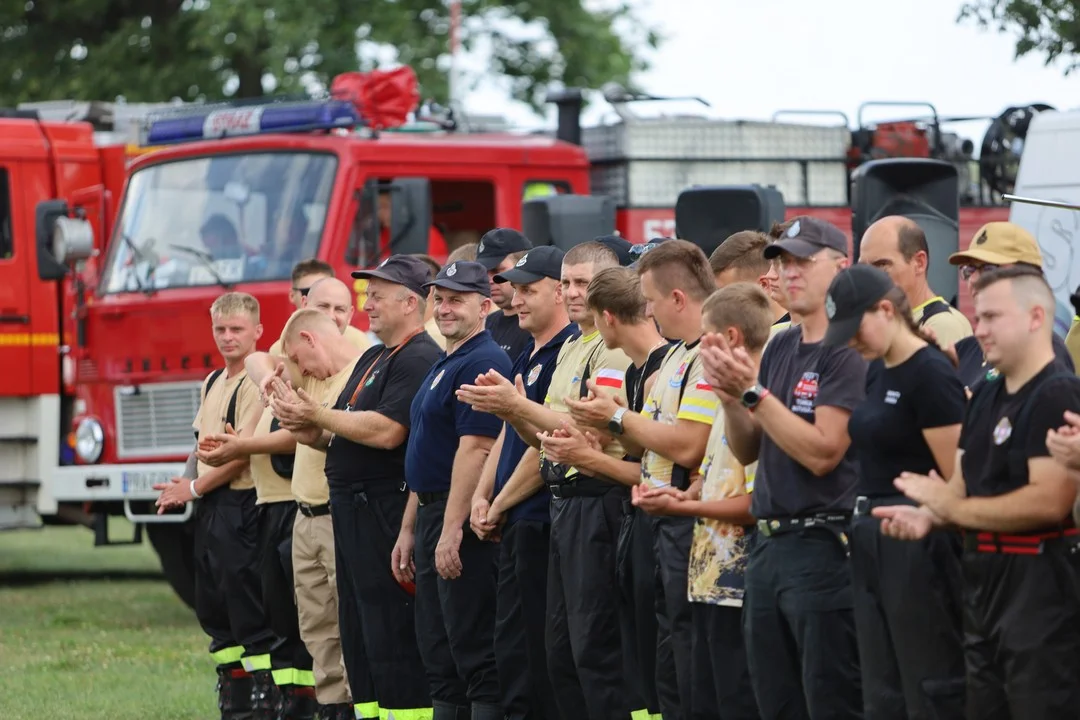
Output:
[{"xmin": 0, "ymin": 522, "xmax": 218, "ymax": 719}]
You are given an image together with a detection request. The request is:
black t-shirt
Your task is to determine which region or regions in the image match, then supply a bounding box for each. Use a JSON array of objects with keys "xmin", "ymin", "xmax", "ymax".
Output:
[
  {"xmin": 850, "ymin": 347, "xmax": 966, "ymax": 497},
  {"xmin": 626, "ymin": 343, "xmax": 674, "ymax": 414},
  {"xmin": 752, "ymin": 327, "xmax": 868, "ymax": 518},
  {"xmin": 960, "ymin": 361, "xmax": 1080, "ymax": 509},
  {"xmin": 486, "ymin": 310, "xmax": 532, "ymax": 362},
  {"xmin": 957, "ymin": 332, "xmax": 1075, "ymax": 392},
  {"xmin": 324, "ymin": 332, "xmax": 443, "ymax": 490}
]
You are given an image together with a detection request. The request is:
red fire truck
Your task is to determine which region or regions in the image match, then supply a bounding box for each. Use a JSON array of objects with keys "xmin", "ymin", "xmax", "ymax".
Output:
[{"xmin": 3, "ymin": 69, "xmax": 1035, "ymax": 605}]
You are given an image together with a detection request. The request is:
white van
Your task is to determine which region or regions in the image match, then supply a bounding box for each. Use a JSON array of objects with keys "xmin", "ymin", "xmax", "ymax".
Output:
[{"xmin": 1009, "ymin": 108, "xmax": 1080, "ymax": 337}]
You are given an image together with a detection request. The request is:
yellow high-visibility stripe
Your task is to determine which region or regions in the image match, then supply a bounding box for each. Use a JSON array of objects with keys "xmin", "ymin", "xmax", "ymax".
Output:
[
  {"xmin": 0, "ymin": 332, "xmax": 59, "ymax": 347},
  {"xmin": 209, "ymin": 645, "xmax": 244, "ymax": 665},
  {"xmin": 241, "ymin": 653, "xmax": 272, "ymax": 672},
  {"xmin": 379, "ymin": 708, "xmax": 434, "ymax": 719},
  {"xmin": 354, "ymin": 701, "xmax": 379, "ymax": 719}
]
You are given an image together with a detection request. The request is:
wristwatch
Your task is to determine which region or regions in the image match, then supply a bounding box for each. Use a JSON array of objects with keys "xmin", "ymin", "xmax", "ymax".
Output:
[
  {"xmin": 608, "ymin": 407, "xmax": 628, "ymax": 435},
  {"xmin": 741, "ymin": 384, "xmax": 769, "ymax": 410}
]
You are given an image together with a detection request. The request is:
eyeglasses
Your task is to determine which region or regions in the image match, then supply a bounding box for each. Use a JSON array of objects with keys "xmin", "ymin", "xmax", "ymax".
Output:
[
  {"xmin": 292, "ymin": 286, "xmax": 312, "ymax": 297},
  {"xmin": 960, "ymin": 263, "xmax": 997, "ymax": 281}
]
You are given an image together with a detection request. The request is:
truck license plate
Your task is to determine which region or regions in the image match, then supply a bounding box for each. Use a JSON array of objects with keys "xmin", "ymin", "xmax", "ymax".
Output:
[{"xmin": 122, "ymin": 471, "xmax": 173, "ymax": 497}]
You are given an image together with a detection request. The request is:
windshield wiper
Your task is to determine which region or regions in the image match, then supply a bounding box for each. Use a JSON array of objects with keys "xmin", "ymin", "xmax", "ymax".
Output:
[
  {"xmin": 168, "ymin": 244, "xmax": 234, "ymax": 289},
  {"xmin": 120, "ymin": 233, "xmax": 148, "ymax": 292}
]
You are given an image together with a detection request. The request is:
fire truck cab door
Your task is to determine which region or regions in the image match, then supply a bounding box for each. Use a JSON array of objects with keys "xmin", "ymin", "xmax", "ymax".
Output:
[{"xmin": 0, "ymin": 162, "xmax": 32, "ymax": 394}]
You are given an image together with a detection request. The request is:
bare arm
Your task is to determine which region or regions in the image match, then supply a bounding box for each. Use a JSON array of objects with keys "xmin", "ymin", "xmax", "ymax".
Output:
[
  {"xmin": 749, "ymin": 395, "xmax": 853, "ymax": 477},
  {"xmin": 245, "ymin": 351, "xmax": 301, "ymax": 390},
  {"xmin": 619, "ymin": 413, "xmax": 712, "ymax": 473},
  {"xmin": 314, "ymin": 407, "xmax": 407, "ymax": 451},
  {"xmin": 923, "ymin": 425, "xmax": 962, "ymax": 482},
  {"xmin": 944, "ymin": 457, "xmax": 1077, "ymax": 533},
  {"xmin": 669, "ymin": 493, "xmax": 755, "ymax": 524},
  {"xmin": 490, "ymin": 447, "xmax": 546, "ymax": 515},
  {"xmin": 442, "ymin": 435, "xmax": 496, "ymax": 536},
  {"xmin": 473, "ymin": 428, "xmax": 505, "ymax": 505}
]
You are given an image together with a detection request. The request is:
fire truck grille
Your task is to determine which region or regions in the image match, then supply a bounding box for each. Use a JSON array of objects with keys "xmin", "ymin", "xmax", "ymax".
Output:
[{"xmin": 114, "ymin": 381, "xmax": 202, "ymax": 458}]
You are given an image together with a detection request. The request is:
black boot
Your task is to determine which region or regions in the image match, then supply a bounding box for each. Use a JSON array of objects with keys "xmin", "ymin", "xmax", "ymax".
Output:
[
  {"xmin": 470, "ymin": 702, "xmax": 504, "ymax": 720},
  {"xmin": 432, "ymin": 700, "xmax": 470, "ymax": 720},
  {"xmin": 250, "ymin": 670, "xmax": 281, "ymax": 720},
  {"xmin": 279, "ymin": 685, "xmax": 318, "ymax": 720},
  {"xmin": 315, "ymin": 702, "xmax": 353, "ymax": 720},
  {"xmin": 218, "ymin": 666, "xmax": 256, "ymax": 720}
]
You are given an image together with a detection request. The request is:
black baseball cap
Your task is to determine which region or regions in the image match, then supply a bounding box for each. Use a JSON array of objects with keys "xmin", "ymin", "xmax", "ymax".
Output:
[
  {"xmin": 476, "ymin": 228, "xmax": 533, "ymax": 269},
  {"xmin": 493, "ymin": 245, "xmax": 566, "ymax": 285},
  {"xmin": 823, "ymin": 264, "xmax": 895, "ymax": 347},
  {"xmin": 424, "ymin": 260, "xmax": 492, "ymax": 297},
  {"xmin": 763, "ymin": 216, "xmax": 848, "ymax": 260},
  {"xmin": 351, "ymin": 254, "xmax": 432, "ymax": 298},
  {"xmin": 592, "ymin": 234, "xmax": 635, "ymax": 267}
]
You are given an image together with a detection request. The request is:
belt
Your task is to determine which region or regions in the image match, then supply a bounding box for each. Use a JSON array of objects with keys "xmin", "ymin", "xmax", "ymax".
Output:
[
  {"xmin": 963, "ymin": 527, "xmax": 1080, "ymax": 555},
  {"xmin": 296, "ymin": 502, "xmax": 330, "ymax": 518},
  {"xmin": 548, "ymin": 476, "xmax": 619, "ymax": 499},
  {"xmin": 416, "ymin": 491, "xmax": 450, "ymax": 506},
  {"xmin": 756, "ymin": 513, "xmax": 852, "ymax": 538},
  {"xmin": 853, "ymin": 494, "xmax": 914, "ymax": 518},
  {"xmin": 333, "ymin": 480, "xmax": 409, "ymax": 499}
]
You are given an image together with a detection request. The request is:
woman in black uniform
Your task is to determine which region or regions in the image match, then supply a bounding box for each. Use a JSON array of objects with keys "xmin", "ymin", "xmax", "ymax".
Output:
[{"xmin": 822, "ymin": 264, "xmax": 967, "ymax": 720}]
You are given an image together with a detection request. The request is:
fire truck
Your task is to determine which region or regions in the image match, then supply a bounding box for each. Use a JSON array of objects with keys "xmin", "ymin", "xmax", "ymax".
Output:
[{"xmin": 1, "ymin": 68, "xmax": 1041, "ymax": 606}]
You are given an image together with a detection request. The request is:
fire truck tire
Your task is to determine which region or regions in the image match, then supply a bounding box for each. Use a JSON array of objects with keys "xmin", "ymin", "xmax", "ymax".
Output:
[{"xmin": 147, "ymin": 520, "xmax": 198, "ymax": 611}]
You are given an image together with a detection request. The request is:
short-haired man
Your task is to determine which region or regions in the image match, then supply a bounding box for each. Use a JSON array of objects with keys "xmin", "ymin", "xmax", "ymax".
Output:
[
  {"xmin": 410, "ymin": 254, "xmax": 450, "ymax": 351},
  {"xmin": 155, "ymin": 292, "xmax": 275, "ymax": 719},
  {"xmin": 566, "ymin": 240, "xmax": 718, "ymax": 718},
  {"xmin": 287, "ymin": 259, "xmax": 372, "ymax": 352},
  {"xmin": 476, "ymin": 228, "xmax": 533, "ymax": 360},
  {"xmin": 273, "ymin": 257, "xmax": 443, "ymax": 719},
  {"xmin": 246, "ymin": 279, "xmax": 372, "ymax": 720},
  {"xmin": 395, "ymin": 261, "xmax": 510, "ymax": 720},
  {"xmin": 876, "ymin": 266, "xmax": 1080, "ymax": 717},
  {"xmin": 710, "ymin": 230, "xmax": 792, "ymax": 326},
  {"xmin": 541, "ymin": 265, "xmax": 673, "ymax": 718},
  {"xmin": 447, "ymin": 242, "xmax": 479, "ymax": 264},
  {"xmin": 702, "ymin": 216, "xmax": 867, "ymax": 718},
  {"xmin": 859, "ymin": 215, "xmax": 972, "ymax": 347},
  {"xmin": 635, "ymin": 282, "xmax": 774, "ymax": 720},
  {"xmin": 468, "ymin": 245, "xmax": 576, "ymax": 720},
  {"xmin": 458, "ymin": 241, "xmax": 633, "ymax": 720}
]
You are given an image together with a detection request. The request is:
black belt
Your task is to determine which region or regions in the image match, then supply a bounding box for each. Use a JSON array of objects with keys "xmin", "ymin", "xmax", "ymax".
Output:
[
  {"xmin": 962, "ymin": 527, "xmax": 1080, "ymax": 555},
  {"xmin": 756, "ymin": 512, "xmax": 852, "ymax": 538},
  {"xmin": 296, "ymin": 502, "xmax": 330, "ymax": 518},
  {"xmin": 333, "ymin": 480, "xmax": 408, "ymax": 499},
  {"xmin": 416, "ymin": 490, "xmax": 450, "ymax": 506},
  {"xmin": 853, "ymin": 494, "xmax": 915, "ymax": 518},
  {"xmin": 548, "ymin": 475, "xmax": 619, "ymax": 499}
]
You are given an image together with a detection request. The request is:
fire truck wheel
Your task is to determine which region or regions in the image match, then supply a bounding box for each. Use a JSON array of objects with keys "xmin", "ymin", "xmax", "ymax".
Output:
[{"xmin": 147, "ymin": 520, "xmax": 197, "ymax": 611}]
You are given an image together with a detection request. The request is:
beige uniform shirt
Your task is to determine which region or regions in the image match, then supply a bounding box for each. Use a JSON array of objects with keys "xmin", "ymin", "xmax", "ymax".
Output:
[
  {"xmin": 249, "ymin": 407, "xmax": 295, "ymax": 504},
  {"xmin": 291, "ymin": 358, "xmax": 362, "ymax": 505},
  {"xmin": 912, "ymin": 297, "xmax": 972, "ymax": 350},
  {"xmin": 193, "ymin": 369, "xmax": 259, "ymax": 490}
]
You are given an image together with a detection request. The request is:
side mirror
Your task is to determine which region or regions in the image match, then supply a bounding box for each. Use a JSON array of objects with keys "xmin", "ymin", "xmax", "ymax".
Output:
[
  {"xmin": 35, "ymin": 200, "xmax": 94, "ymax": 281},
  {"xmin": 522, "ymin": 194, "xmax": 616, "ymax": 251},
  {"xmin": 224, "ymin": 181, "xmax": 251, "ymax": 205}
]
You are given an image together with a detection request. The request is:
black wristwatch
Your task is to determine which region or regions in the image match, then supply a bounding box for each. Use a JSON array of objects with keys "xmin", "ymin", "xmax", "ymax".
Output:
[
  {"xmin": 608, "ymin": 407, "xmax": 628, "ymax": 435},
  {"xmin": 741, "ymin": 384, "xmax": 768, "ymax": 410}
]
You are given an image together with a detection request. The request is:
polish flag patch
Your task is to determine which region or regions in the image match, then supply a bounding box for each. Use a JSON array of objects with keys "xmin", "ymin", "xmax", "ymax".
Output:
[
  {"xmin": 594, "ymin": 368, "xmax": 625, "ymax": 389},
  {"xmin": 695, "ymin": 379, "xmax": 712, "ymax": 391}
]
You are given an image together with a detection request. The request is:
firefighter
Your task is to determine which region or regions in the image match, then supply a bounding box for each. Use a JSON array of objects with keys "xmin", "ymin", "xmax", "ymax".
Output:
[
  {"xmin": 821, "ymin": 264, "xmax": 967, "ymax": 720},
  {"xmin": 287, "ymin": 259, "xmax": 372, "ymax": 351},
  {"xmin": 565, "ymin": 240, "xmax": 718, "ymax": 720},
  {"xmin": 246, "ymin": 278, "xmax": 373, "ymax": 720},
  {"xmin": 468, "ymin": 245, "xmax": 575, "ymax": 720},
  {"xmin": 702, "ymin": 217, "xmax": 867, "ymax": 719},
  {"xmin": 708, "ymin": 231, "xmax": 792, "ymax": 327},
  {"xmin": 457, "ymin": 241, "xmax": 633, "ymax": 720},
  {"xmin": 155, "ymin": 291, "xmax": 276, "ymax": 720},
  {"xmin": 475, "ymin": 228, "xmax": 534, "ymax": 360},
  {"xmin": 395, "ymin": 261, "xmax": 510, "ymax": 720},
  {"xmin": 875, "ymin": 265, "xmax": 1080, "ymax": 717},
  {"xmin": 537, "ymin": 265, "xmax": 672, "ymax": 719},
  {"xmin": 858, "ymin": 216, "xmax": 973, "ymax": 349},
  {"xmin": 274, "ymin": 256, "xmax": 442, "ymax": 718}
]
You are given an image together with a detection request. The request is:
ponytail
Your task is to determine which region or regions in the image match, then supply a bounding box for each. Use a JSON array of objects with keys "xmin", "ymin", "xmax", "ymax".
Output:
[{"xmin": 881, "ymin": 286, "xmax": 936, "ymax": 346}]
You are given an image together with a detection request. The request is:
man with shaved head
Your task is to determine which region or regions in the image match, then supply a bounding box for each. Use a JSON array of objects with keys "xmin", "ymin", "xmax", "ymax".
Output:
[{"xmin": 859, "ymin": 215, "xmax": 973, "ymax": 348}]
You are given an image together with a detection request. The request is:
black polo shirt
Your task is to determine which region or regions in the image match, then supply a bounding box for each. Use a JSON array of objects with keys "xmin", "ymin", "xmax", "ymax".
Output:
[
  {"xmin": 324, "ymin": 332, "xmax": 442, "ymax": 492},
  {"xmin": 751, "ymin": 326, "xmax": 868, "ymax": 518},
  {"xmin": 495, "ymin": 323, "xmax": 579, "ymax": 525},
  {"xmin": 405, "ymin": 330, "xmax": 511, "ymax": 493},
  {"xmin": 486, "ymin": 310, "xmax": 532, "ymax": 361}
]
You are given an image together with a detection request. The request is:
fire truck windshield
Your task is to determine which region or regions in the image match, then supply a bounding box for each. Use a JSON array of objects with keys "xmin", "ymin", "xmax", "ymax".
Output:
[{"xmin": 101, "ymin": 152, "xmax": 338, "ymax": 294}]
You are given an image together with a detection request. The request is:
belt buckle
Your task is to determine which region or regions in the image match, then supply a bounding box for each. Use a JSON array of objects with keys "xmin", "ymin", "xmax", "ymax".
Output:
[
  {"xmin": 853, "ymin": 496, "xmax": 870, "ymax": 518},
  {"xmin": 756, "ymin": 519, "xmax": 776, "ymax": 537}
]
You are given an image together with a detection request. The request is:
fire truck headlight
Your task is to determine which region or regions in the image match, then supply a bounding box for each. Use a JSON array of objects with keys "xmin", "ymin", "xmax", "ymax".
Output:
[{"xmin": 74, "ymin": 417, "xmax": 104, "ymax": 464}]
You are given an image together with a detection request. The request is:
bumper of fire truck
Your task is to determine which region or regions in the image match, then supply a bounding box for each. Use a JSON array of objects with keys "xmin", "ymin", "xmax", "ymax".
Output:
[{"xmin": 49, "ymin": 462, "xmax": 190, "ymax": 522}]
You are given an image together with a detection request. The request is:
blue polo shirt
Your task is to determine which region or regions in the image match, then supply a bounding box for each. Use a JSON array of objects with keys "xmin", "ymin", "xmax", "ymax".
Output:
[
  {"xmin": 495, "ymin": 323, "xmax": 579, "ymax": 525},
  {"xmin": 406, "ymin": 330, "xmax": 511, "ymax": 493}
]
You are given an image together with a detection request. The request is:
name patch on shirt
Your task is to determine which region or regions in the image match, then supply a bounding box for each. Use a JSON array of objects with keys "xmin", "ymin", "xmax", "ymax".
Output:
[{"xmin": 884, "ymin": 389, "xmax": 900, "ymax": 405}]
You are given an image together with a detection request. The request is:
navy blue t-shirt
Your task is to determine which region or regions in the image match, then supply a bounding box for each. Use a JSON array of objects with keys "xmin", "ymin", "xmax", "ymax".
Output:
[
  {"xmin": 495, "ymin": 323, "xmax": 579, "ymax": 525},
  {"xmin": 406, "ymin": 330, "xmax": 512, "ymax": 493}
]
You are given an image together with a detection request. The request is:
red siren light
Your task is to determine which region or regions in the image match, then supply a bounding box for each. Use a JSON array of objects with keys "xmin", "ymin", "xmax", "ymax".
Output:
[{"xmin": 331, "ymin": 67, "xmax": 420, "ymax": 131}]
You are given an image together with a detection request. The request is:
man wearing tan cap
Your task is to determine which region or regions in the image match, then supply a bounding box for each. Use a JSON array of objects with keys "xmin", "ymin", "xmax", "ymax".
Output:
[{"xmin": 947, "ymin": 222, "xmax": 1074, "ymax": 390}]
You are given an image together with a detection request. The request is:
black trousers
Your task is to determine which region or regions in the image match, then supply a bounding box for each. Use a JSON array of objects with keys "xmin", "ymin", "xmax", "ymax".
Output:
[
  {"xmin": 495, "ymin": 519, "xmax": 561, "ymax": 720},
  {"xmin": 963, "ymin": 545, "xmax": 1080, "ymax": 719},
  {"xmin": 257, "ymin": 501, "xmax": 314, "ymax": 683},
  {"xmin": 330, "ymin": 484, "xmax": 432, "ymax": 715},
  {"xmin": 743, "ymin": 528, "xmax": 863, "ymax": 720},
  {"xmin": 414, "ymin": 497, "xmax": 500, "ymax": 709},
  {"xmin": 850, "ymin": 514, "xmax": 965, "ymax": 720},
  {"xmin": 194, "ymin": 487, "xmax": 276, "ymax": 666},
  {"xmin": 690, "ymin": 602, "xmax": 759, "ymax": 720},
  {"xmin": 616, "ymin": 502, "xmax": 666, "ymax": 717},
  {"xmin": 546, "ymin": 489, "xmax": 629, "ymax": 720},
  {"xmin": 652, "ymin": 514, "xmax": 696, "ymax": 720}
]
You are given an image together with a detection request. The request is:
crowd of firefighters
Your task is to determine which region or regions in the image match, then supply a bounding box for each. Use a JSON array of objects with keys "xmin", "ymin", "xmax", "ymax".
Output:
[{"xmin": 152, "ymin": 212, "xmax": 1080, "ymax": 720}]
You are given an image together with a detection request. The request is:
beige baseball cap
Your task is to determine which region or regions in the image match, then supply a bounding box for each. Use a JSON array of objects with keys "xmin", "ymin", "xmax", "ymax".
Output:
[{"xmin": 948, "ymin": 222, "xmax": 1043, "ymax": 268}]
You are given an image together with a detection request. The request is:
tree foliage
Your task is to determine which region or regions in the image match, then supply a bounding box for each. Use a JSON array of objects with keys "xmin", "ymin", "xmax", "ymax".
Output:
[
  {"xmin": 0, "ymin": 0, "xmax": 661, "ymax": 111},
  {"xmin": 959, "ymin": 0, "xmax": 1080, "ymax": 74}
]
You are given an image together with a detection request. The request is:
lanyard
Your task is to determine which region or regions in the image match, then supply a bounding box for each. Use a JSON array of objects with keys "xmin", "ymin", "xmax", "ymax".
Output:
[{"xmin": 346, "ymin": 328, "xmax": 423, "ymax": 410}]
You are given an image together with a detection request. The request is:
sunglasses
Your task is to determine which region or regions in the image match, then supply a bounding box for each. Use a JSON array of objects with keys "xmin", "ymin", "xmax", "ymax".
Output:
[
  {"xmin": 960, "ymin": 263, "xmax": 997, "ymax": 281},
  {"xmin": 292, "ymin": 286, "xmax": 312, "ymax": 297}
]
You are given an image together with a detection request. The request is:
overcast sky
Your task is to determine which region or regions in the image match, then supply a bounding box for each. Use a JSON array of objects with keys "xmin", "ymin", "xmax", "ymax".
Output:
[{"xmin": 461, "ymin": 0, "xmax": 1080, "ymax": 150}]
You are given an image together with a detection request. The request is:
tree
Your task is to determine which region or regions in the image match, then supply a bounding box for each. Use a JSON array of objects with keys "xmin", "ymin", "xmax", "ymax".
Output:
[
  {"xmin": 958, "ymin": 0, "xmax": 1080, "ymax": 74},
  {"xmin": 0, "ymin": 0, "xmax": 661, "ymax": 113}
]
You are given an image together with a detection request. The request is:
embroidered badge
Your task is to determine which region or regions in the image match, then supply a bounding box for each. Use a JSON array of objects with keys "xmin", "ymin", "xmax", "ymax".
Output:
[
  {"xmin": 527, "ymin": 364, "xmax": 542, "ymax": 386},
  {"xmin": 516, "ymin": 254, "xmax": 528, "ymax": 267},
  {"xmin": 786, "ymin": 220, "xmax": 801, "ymax": 238},
  {"xmin": 446, "ymin": 263, "xmax": 457, "ymax": 277},
  {"xmin": 993, "ymin": 416, "xmax": 1013, "ymax": 445},
  {"xmin": 825, "ymin": 294, "xmax": 837, "ymax": 319},
  {"xmin": 430, "ymin": 368, "xmax": 446, "ymax": 389}
]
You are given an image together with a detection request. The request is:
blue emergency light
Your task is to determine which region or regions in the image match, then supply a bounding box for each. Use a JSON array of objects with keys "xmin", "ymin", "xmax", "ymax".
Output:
[{"xmin": 144, "ymin": 99, "xmax": 361, "ymax": 145}]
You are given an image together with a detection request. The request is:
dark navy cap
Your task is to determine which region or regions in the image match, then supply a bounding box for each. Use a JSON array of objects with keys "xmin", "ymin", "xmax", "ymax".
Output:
[
  {"xmin": 424, "ymin": 260, "xmax": 492, "ymax": 297},
  {"xmin": 351, "ymin": 254, "xmax": 432, "ymax": 298},
  {"xmin": 476, "ymin": 228, "xmax": 533, "ymax": 269},
  {"xmin": 763, "ymin": 216, "xmax": 848, "ymax": 260},
  {"xmin": 493, "ymin": 245, "xmax": 566, "ymax": 285},
  {"xmin": 628, "ymin": 237, "xmax": 674, "ymax": 268},
  {"xmin": 593, "ymin": 234, "xmax": 635, "ymax": 267},
  {"xmin": 823, "ymin": 264, "xmax": 895, "ymax": 347}
]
